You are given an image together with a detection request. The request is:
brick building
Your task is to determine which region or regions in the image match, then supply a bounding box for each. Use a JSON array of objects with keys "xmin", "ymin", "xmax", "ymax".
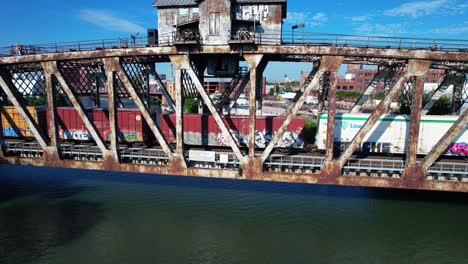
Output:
[{"xmin": 301, "ymin": 65, "xmax": 446, "ymax": 93}]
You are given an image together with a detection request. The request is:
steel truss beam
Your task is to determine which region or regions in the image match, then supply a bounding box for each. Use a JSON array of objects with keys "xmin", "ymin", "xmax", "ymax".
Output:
[
  {"xmin": 173, "ymin": 55, "xmax": 247, "ymax": 164},
  {"xmin": 261, "ymin": 56, "xmax": 344, "ymax": 164},
  {"xmin": 401, "ymin": 65, "xmax": 430, "ymax": 183},
  {"xmin": 168, "ymin": 55, "xmax": 185, "ymax": 158},
  {"xmin": 103, "ymin": 59, "xmax": 119, "ymax": 163},
  {"xmin": 47, "ymin": 61, "xmax": 109, "ymax": 155},
  {"xmin": 104, "ymin": 58, "xmax": 173, "ymax": 158},
  {"xmin": 351, "ymin": 67, "xmax": 394, "ymax": 113},
  {"xmin": 41, "ymin": 63, "xmax": 61, "ymax": 160},
  {"xmin": 244, "ymin": 54, "xmax": 268, "ymax": 158},
  {"xmin": 226, "ymin": 77, "xmax": 249, "ymax": 114},
  {"xmin": 421, "ymin": 109, "xmax": 468, "ymax": 172},
  {"xmin": 0, "ymin": 68, "xmax": 49, "ymax": 150},
  {"xmin": 422, "ymin": 71, "xmax": 465, "ymax": 115},
  {"xmin": 153, "ymin": 69, "xmax": 175, "ymax": 112},
  {"xmin": 323, "ymin": 60, "xmax": 432, "ymax": 180}
]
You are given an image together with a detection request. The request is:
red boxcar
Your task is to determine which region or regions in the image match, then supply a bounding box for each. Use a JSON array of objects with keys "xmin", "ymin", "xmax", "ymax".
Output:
[
  {"xmin": 160, "ymin": 114, "xmax": 305, "ymax": 148},
  {"xmin": 47, "ymin": 107, "xmax": 153, "ymax": 144}
]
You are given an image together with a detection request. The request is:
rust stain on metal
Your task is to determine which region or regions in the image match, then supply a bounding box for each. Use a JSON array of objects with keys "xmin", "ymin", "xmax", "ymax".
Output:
[
  {"xmin": 243, "ymin": 54, "xmax": 266, "ymax": 158},
  {"xmin": 324, "ymin": 70, "xmax": 339, "ymax": 163},
  {"xmin": 405, "ymin": 77, "xmax": 425, "ymax": 167},
  {"xmin": 241, "ymin": 157, "xmax": 263, "ymax": 180},
  {"xmin": 41, "ymin": 62, "xmax": 61, "ymax": 160},
  {"xmin": 4, "ymin": 156, "xmax": 467, "ymax": 192}
]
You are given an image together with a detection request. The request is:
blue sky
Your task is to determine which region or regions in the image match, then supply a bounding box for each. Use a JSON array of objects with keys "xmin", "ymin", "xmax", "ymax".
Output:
[{"xmin": 1, "ymin": 0, "xmax": 467, "ymax": 80}]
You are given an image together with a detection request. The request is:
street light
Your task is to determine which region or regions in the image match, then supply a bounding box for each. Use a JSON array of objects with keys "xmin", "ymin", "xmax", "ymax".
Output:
[{"xmin": 292, "ymin": 23, "xmax": 305, "ymax": 44}]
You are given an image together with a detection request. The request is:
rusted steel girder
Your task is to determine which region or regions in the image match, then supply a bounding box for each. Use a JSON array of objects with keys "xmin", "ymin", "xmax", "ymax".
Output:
[
  {"xmin": 244, "ymin": 54, "xmax": 267, "ymax": 158},
  {"xmin": 332, "ymin": 60, "xmax": 432, "ymax": 177},
  {"xmin": 106, "ymin": 58, "xmax": 173, "ymax": 158},
  {"xmin": 350, "ymin": 67, "xmax": 393, "ymax": 113},
  {"xmin": 168, "ymin": 55, "xmax": 185, "ymax": 157},
  {"xmin": 178, "ymin": 55, "xmax": 247, "ymax": 164},
  {"xmin": 0, "ymin": 70, "xmax": 49, "ymax": 150},
  {"xmin": 405, "ymin": 76, "xmax": 427, "ymax": 167},
  {"xmin": 226, "ymin": 76, "xmax": 249, "ymax": 114},
  {"xmin": 1, "ymin": 45, "xmax": 467, "ymax": 65},
  {"xmin": 3, "ymin": 155, "xmax": 467, "ymax": 192},
  {"xmin": 261, "ymin": 56, "xmax": 344, "ymax": 164},
  {"xmin": 324, "ymin": 71, "xmax": 340, "ymax": 162},
  {"xmin": 421, "ymin": 109, "xmax": 468, "ymax": 172},
  {"xmin": 103, "ymin": 61, "xmax": 119, "ymax": 164},
  {"xmin": 41, "ymin": 63, "xmax": 61, "ymax": 162},
  {"xmin": 255, "ymin": 46, "xmax": 468, "ymax": 63},
  {"xmin": 153, "ymin": 70, "xmax": 175, "ymax": 112},
  {"xmin": 422, "ymin": 71, "xmax": 464, "ymax": 115},
  {"xmin": 46, "ymin": 61, "xmax": 109, "ymax": 155},
  {"xmin": 401, "ymin": 72, "xmax": 430, "ymax": 186}
]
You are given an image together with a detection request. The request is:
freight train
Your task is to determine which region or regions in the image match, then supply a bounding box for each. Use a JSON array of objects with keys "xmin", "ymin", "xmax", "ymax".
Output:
[
  {"xmin": 2, "ymin": 107, "xmax": 466, "ymax": 157},
  {"xmin": 0, "ymin": 107, "xmax": 304, "ymax": 149},
  {"xmin": 316, "ymin": 113, "xmax": 468, "ymax": 156}
]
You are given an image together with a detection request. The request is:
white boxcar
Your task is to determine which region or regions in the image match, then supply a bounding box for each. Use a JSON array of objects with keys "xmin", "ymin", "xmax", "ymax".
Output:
[{"xmin": 316, "ymin": 113, "xmax": 468, "ymax": 156}]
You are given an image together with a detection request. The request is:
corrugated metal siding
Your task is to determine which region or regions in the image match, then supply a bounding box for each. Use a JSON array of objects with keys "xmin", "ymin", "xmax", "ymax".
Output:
[
  {"xmin": 160, "ymin": 114, "xmax": 304, "ymax": 147},
  {"xmin": 1, "ymin": 106, "xmax": 44, "ymax": 138},
  {"xmin": 153, "ymin": 0, "xmax": 197, "ymax": 7}
]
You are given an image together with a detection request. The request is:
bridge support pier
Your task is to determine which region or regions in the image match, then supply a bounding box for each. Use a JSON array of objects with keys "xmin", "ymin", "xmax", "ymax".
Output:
[
  {"xmin": 41, "ymin": 62, "xmax": 61, "ymax": 165},
  {"xmin": 402, "ymin": 65, "xmax": 430, "ymax": 185},
  {"xmin": 102, "ymin": 61, "xmax": 120, "ymax": 168},
  {"xmin": 319, "ymin": 65, "xmax": 342, "ymax": 184},
  {"xmin": 168, "ymin": 55, "xmax": 187, "ymax": 172}
]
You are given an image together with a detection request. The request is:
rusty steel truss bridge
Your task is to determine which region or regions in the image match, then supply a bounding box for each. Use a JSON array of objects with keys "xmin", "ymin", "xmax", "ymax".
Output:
[{"xmin": 0, "ymin": 32, "xmax": 467, "ymax": 192}]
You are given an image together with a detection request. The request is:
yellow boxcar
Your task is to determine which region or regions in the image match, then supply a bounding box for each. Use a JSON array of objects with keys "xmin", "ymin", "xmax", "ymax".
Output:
[{"xmin": 1, "ymin": 106, "xmax": 46, "ymax": 138}]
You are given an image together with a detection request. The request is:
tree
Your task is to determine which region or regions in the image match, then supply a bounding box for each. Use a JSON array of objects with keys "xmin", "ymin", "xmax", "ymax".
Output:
[
  {"xmin": 284, "ymin": 86, "xmax": 293, "ymax": 93},
  {"xmin": 399, "ymin": 90, "xmax": 452, "ymax": 115},
  {"xmin": 268, "ymin": 88, "xmax": 275, "ymax": 96},
  {"xmin": 427, "ymin": 94, "xmax": 452, "ymax": 115},
  {"xmin": 184, "ymin": 98, "xmax": 199, "ymax": 113}
]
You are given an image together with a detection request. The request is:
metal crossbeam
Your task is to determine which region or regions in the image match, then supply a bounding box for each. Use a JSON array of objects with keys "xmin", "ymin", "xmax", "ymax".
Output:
[
  {"xmin": 0, "ymin": 70, "xmax": 48, "ymax": 149},
  {"xmin": 336, "ymin": 60, "xmax": 431, "ymax": 169},
  {"xmin": 105, "ymin": 58, "xmax": 173, "ymax": 157},
  {"xmin": 48, "ymin": 61, "xmax": 109, "ymax": 154},
  {"xmin": 261, "ymin": 56, "xmax": 343, "ymax": 164},
  {"xmin": 179, "ymin": 55, "xmax": 246, "ymax": 164},
  {"xmin": 421, "ymin": 109, "xmax": 468, "ymax": 172}
]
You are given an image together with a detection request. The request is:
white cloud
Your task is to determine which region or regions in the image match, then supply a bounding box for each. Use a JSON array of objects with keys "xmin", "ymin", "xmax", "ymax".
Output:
[
  {"xmin": 346, "ymin": 15, "xmax": 372, "ymax": 22},
  {"xmin": 384, "ymin": 0, "xmax": 467, "ymax": 18},
  {"xmin": 311, "ymin": 12, "xmax": 328, "ymax": 26},
  {"xmin": 432, "ymin": 25, "xmax": 468, "ymax": 35},
  {"xmin": 79, "ymin": 9, "xmax": 145, "ymax": 33},
  {"xmin": 285, "ymin": 12, "xmax": 328, "ymax": 27},
  {"xmin": 355, "ymin": 23, "xmax": 409, "ymax": 36}
]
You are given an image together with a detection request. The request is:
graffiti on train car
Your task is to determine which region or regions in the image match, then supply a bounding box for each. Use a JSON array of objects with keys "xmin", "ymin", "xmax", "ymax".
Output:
[
  {"xmin": 106, "ymin": 132, "xmax": 143, "ymax": 142},
  {"xmin": 445, "ymin": 143, "xmax": 468, "ymax": 156},
  {"xmin": 61, "ymin": 130, "xmax": 93, "ymax": 140},
  {"xmin": 3, "ymin": 127, "xmax": 33, "ymax": 137},
  {"xmin": 216, "ymin": 129, "xmax": 304, "ymax": 148}
]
